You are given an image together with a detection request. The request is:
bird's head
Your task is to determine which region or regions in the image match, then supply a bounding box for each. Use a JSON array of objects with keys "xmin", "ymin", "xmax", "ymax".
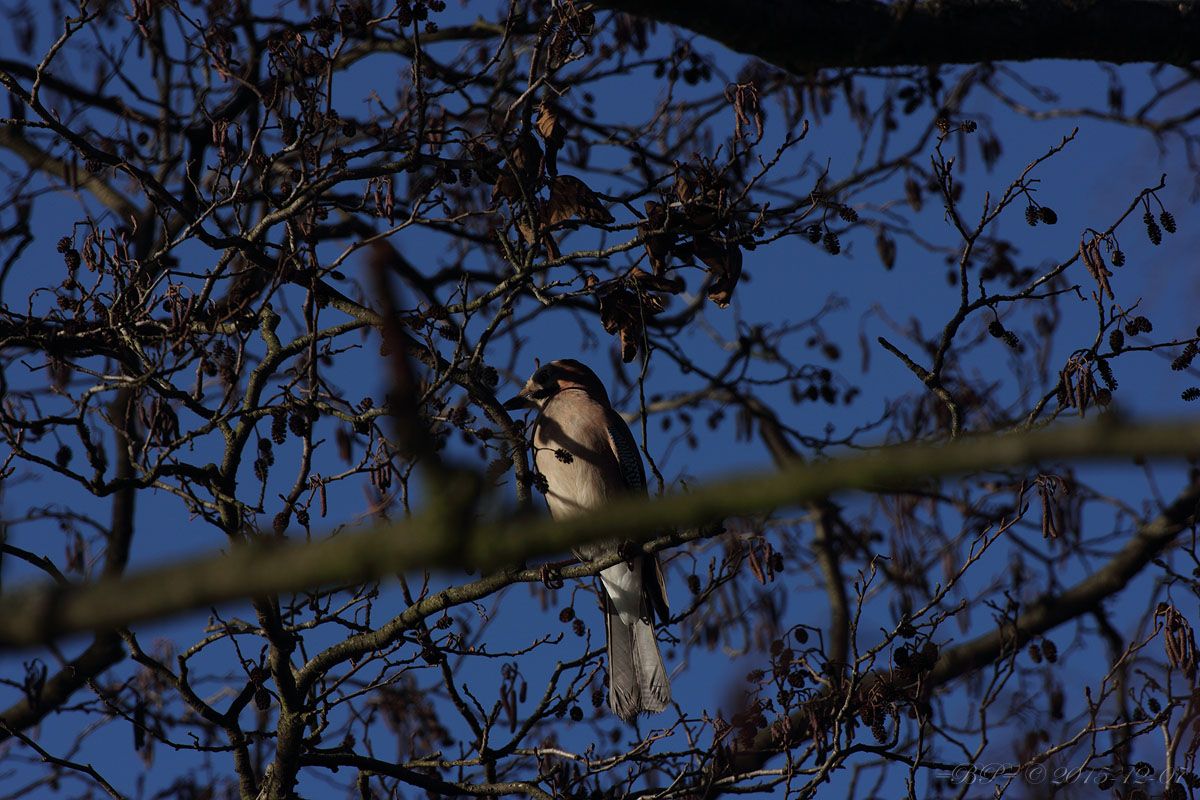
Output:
[{"xmin": 502, "ymin": 359, "xmax": 609, "ymax": 411}]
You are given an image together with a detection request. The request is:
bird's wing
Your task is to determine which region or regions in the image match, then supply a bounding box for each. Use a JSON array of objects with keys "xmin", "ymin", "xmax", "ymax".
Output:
[
  {"xmin": 605, "ymin": 409, "xmax": 669, "ymax": 622},
  {"xmin": 604, "ymin": 410, "xmax": 648, "ymax": 495}
]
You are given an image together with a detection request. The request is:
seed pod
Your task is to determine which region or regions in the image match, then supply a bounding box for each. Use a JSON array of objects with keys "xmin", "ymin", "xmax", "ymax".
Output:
[
  {"xmin": 875, "ymin": 231, "xmax": 897, "ymax": 269},
  {"xmin": 1146, "ymin": 213, "xmax": 1163, "ymax": 245},
  {"xmin": 1171, "ymin": 343, "xmax": 1198, "ymax": 371},
  {"xmin": 1080, "ymin": 239, "xmax": 1112, "ymax": 299},
  {"xmin": 1049, "ymin": 687, "xmax": 1065, "ymax": 719},
  {"xmin": 1024, "ymin": 205, "xmax": 1039, "ymax": 226},
  {"xmin": 1076, "ymin": 368, "xmax": 1093, "ymax": 417},
  {"xmin": 1038, "ymin": 206, "xmax": 1057, "ymax": 225},
  {"xmin": 271, "ymin": 410, "xmax": 288, "ymax": 444},
  {"xmin": 1056, "ymin": 369, "xmax": 1072, "ymax": 408},
  {"xmin": 904, "ymin": 176, "xmax": 923, "ymax": 211},
  {"xmin": 822, "ymin": 230, "xmax": 840, "ymax": 255},
  {"xmin": 1161, "ymin": 210, "xmax": 1177, "ymax": 234},
  {"xmin": 288, "ymin": 412, "xmax": 308, "ymax": 437}
]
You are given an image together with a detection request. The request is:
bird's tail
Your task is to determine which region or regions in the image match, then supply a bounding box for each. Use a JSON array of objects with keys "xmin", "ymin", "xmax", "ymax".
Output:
[{"xmin": 605, "ymin": 604, "xmax": 670, "ymax": 723}]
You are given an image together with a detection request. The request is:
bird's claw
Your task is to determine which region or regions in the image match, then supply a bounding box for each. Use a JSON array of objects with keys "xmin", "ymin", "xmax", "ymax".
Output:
[{"xmin": 539, "ymin": 562, "xmax": 565, "ymax": 590}]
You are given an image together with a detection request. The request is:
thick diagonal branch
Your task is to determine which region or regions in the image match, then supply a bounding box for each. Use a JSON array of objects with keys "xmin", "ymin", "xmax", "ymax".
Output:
[
  {"xmin": 0, "ymin": 416, "xmax": 1198, "ymax": 647},
  {"xmin": 595, "ymin": 0, "xmax": 1200, "ymax": 70}
]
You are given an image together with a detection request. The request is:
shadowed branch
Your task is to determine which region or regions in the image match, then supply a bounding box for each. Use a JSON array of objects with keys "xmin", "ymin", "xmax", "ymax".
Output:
[{"xmin": 0, "ymin": 415, "xmax": 1197, "ymax": 648}]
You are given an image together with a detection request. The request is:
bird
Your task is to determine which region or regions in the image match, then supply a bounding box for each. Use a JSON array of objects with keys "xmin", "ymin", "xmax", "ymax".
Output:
[{"xmin": 504, "ymin": 359, "xmax": 670, "ymax": 722}]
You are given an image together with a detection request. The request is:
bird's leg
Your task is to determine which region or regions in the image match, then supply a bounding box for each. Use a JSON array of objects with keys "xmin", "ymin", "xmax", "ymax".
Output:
[
  {"xmin": 538, "ymin": 557, "xmax": 575, "ymax": 589},
  {"xmin": 617, "ymin": 539, "xmax": 642, "ymax": 565}
]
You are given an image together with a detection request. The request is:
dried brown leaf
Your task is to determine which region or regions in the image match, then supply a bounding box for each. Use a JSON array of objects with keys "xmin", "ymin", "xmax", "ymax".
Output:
[
  {"xmin": 595, "ymin": 279, "xmax": 669, "ymax": 363},
  {"xmin": 629, "ymin": 266, "xmax": 684, "ymax": 295},
  {"xmin": 536, "ymin": 101, "xmax": 565, "ymax": 144},
  {"xmin": 516, "ymin": 217, "xmax": 561, "ymax": 260},
  {"xmin": 639, "ymin": 200, "xmax": 676, "ymax": 274},
  {"xmin": 508, "ymin": 132, "xmax": 543, "ymax": 185},
  {"xmin": 535, "ymin": 101, "xmax": 566, "ymax": 177},
  {"xmin": 491, "ymin": 173, "xmax": 520, "ymax": 205},
  {"xmin": 693, "ymin": 235, "xmax": 743, "ymax": 308},
  {"xmin": 547, "ymin": 174, "xmax": 614, "ymax": 226},
  {"xmin": 1080, "ymin": 238, "xmax": 1113, "ymax": 299},
  {"xmin": 747, "ymin": 542, "xmax": 765, "ymax": 584}
]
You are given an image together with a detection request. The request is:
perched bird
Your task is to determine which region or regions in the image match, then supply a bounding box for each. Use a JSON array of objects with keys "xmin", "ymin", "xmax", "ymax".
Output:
[{"xmin": 504, "ymin": 359, "xmax": 670, "ymax": 722}]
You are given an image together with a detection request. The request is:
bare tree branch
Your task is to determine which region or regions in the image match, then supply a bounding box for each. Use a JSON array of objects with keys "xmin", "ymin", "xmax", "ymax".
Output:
[
  {"xmin": 715, "ymin": 478, "xmax": 1200, "ymax": 794},
  {"xmin": 0, "ymin": 416, "xmax": 1197, "ymax": 648}
]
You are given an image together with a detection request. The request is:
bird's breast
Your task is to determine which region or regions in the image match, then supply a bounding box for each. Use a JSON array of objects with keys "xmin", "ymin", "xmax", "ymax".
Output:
[{"xmin": 533, "ymin": 400, "xmax": 617, "ymax": 520}]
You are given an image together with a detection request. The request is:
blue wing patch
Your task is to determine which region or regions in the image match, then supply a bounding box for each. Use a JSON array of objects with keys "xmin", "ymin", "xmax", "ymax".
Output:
[{"xmin": 607, "ymin": 418, "xmax": 647, "ymax": 492}]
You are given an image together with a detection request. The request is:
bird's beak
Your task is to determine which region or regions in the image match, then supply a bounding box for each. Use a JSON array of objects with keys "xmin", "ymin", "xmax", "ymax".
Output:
[{"xmin": 502, "ymin": 392, "xmax": 534, "ymax": 411}]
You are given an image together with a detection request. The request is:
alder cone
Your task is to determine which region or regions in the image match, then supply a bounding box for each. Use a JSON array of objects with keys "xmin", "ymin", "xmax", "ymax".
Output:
[{"xmin": 875, "ymin": 230, "xmax": 897, "ymax": 270}]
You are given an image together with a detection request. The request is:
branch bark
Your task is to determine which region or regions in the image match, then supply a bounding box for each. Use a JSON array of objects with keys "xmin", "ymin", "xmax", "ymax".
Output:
[
  {"xmin": 594, "ymin": 0, "xmax": 1200, "ymax": 70},
  {"xmin": 0, "ymin": 416, "xmax": 1197, "ymax": 648}
]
